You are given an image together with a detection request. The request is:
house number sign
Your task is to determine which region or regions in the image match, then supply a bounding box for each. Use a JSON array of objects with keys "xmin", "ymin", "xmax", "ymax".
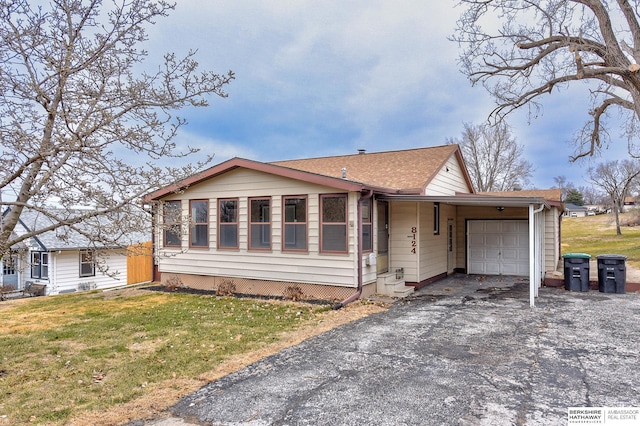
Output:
[{"xmin": 410, "ymin": 227, "xmax": 417, "ymax": 254}]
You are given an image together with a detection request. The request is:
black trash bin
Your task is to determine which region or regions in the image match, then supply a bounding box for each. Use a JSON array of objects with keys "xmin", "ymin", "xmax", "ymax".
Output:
[
  {"xmin": 597, "ymin": 254, "xmax": 627, "ymax": 293},
  {"xmin": 563, "ymin": 253, "xmax": 591, "ymax": 292}
]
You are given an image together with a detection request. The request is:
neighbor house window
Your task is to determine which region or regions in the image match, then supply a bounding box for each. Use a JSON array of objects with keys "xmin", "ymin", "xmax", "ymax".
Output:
[
  {"xmin": 283, "ymin": 196, "xmax": 307, "ymax": 251},
  {"xmin": 31, "ymin": 252, "xmax": 48, "ymax": 279},
  {"xmin": 218, "ymin": 198, "xmax": 239, "ymax": 249},
  {"xmin": 320, "ymin": 194, "xmax": 348, "ymax": 253},
  {"xmin": 434, "ymin": 202, "xmax": 440, "ymax": 235},
  {"xmin": 249, "ymin": 197, "xmax": 271, "ymax": 250},
  {"xmin": 189, "ymin": 200, "xmax": 209, "ymax": 248},
  {"xmin": 79, "ymin": 250, "xmax": 96, "ymax": 277},
  {"xmin": 361, "ymin": 199, "xmax": 373, "ymax": 252},
  {"xmin": 163, "ymin": 200, "xmax": 182, "ymax": 247}
]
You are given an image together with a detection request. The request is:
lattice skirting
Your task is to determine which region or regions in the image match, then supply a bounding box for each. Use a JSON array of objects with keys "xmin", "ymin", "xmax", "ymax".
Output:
[{"xmin": 160, "ymin": 273, "xmax": 376, "ymax": 302}]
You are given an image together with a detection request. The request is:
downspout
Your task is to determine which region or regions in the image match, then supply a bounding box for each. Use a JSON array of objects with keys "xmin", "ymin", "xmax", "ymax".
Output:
[{"xmin": 332, "ymin": 189, "xmax": 374, "ymax": 310}]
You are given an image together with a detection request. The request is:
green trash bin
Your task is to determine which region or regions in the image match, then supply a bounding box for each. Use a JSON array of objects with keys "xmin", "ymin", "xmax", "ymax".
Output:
[
  {"xmin": 597, "ymin": 254, "xmax": 627, "ymax": 293},
  {"xmin": 563, "ymin": 253, "xmax": 591, "ymax": 292}
]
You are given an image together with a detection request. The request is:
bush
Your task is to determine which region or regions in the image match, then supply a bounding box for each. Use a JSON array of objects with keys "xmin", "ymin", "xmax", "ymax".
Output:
[{"xmin": 216, "ymin": 280, "xmax": 236, "ymax": 296}]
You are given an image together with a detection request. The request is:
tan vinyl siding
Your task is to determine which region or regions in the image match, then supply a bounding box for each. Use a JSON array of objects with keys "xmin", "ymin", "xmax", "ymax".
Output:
[
  {"xmin": 424, "ymin": 156, "xmax": 472, "ymax": 195},
  {"xmin": 388, "ymin": 201, "xmax": 419, "ymax": 283},
  {"xmin": 418, "ymin": 203, "xmax": 449, "ymax": 282},
  {"xmin": 156, "ymin": 168, "xmax": 360, "ymax": 288},
  {"xmin": 544, "ymin": 207, "xmax": 561, "ymax": 271}
]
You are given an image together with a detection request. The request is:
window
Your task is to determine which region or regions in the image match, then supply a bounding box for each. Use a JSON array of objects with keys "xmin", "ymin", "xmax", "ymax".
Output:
[
  {"xmin": 283, "ymin": 196, "xmax": 307, "ymax": 251},
  {"xmin": 320, "ymin": 194, "xmax": 348, "ymax": 253},
  {"xmin": 434, "ymin": 202, "xmax": 440, "ymax": 235},
  {"xmin": 218, "ymin": 198, "xmax": 239, "ymax": 249},
  {"xmin": 361, "ymin": 199, "xmax": 373, "ymax": 252},
  {"xmin": 189, "ymin": 200, "xmax": 209, "ymax": 248},
  {"xmin": 80, "ymin": 250, "xmax": 96, "ymax": 277},
  {"xmin": 163, "ymin": 200, "xmax": 182, "ymax": 247},
  {"xmin": 249, "ymin": 197, "xmax": 271, "ymax": 250},
  {"xmin": 31, "ymin": 252, "xmax": 48, "ymax": 279}
]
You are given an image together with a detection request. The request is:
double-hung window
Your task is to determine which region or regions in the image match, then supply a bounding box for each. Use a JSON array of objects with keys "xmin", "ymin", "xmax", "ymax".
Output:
[
  {"xmin": 31, "ymin": 252, "xmax": 49, "ymax": 279},
  {"xmin": 320, "ymin": 194, "xmax": 348, "ymax": 253},
  {"xmin": 218, "ymin": 198, "xmax": 239, "ymax": 249},
  {"xmin": 189, "ymin": 200, "xmax": 209, "ymax": 248},
  {"xmin": 283, "ymin": 196, "xmax": 307, "ymax": 251},
  {"xmin": 361, "ymin": 199, "xmax": 373, "ymax": 252},
  {"xmin": 249, "ymin": 197, "xmax": 271, "ymax": 250},
  {"xmin": 80, "ymin": 250, "xmax": 96, "ymax": 277},
  {"xmin": 163, "ymin": 200, "xmax": 182, "ymax": 247}
]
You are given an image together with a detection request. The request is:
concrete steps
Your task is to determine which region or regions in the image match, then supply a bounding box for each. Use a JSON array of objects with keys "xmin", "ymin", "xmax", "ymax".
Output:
[{"xmin": 376, "ymin": 272, "xmax": 414, "ymax": 298}]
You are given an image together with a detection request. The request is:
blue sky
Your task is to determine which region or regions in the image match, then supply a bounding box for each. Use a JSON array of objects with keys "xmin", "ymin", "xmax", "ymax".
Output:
[{"xmin": 142, "ymin": 1, "xmax": 632, "ymax": 190}]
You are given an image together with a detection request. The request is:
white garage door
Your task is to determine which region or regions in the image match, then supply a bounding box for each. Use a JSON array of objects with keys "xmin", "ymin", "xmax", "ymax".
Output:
[{"xmin": 468, "ymin": 220, "xmax": 529, "ymax": 276}]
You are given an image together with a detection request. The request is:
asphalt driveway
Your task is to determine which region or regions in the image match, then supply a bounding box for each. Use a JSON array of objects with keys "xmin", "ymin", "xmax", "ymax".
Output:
[{"xmin": 137, "ymin": 275, "xmax": 640, "ymax": 426}]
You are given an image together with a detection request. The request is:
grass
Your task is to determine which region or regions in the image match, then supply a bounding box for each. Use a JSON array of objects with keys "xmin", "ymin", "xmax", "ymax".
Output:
[
  {"xmin": 561, "ymin": 212, "xmax": 640, "ymax": 268},
  {"xmin": 0, "ymin": 289, "xmax": 342, "ymax": 425}
]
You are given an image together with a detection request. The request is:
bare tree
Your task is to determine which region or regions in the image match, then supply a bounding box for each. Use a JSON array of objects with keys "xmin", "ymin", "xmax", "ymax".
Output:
[
  {"xmin": 552, "ymin": 175, "xmax": 574, "ymax": 201},
  {"xmin": 588, "ymin": 159, "xmax": 640, "ymax": 235},
  {"xmin": 447, "ymin": 121, "xmax": 534, "ymax": 192},
  {"xmin": 453, "ymin": 1, "xmax": 640, "ymax": 160},
  {"xmin": 0, "ymin": 0, "xmax": 234, "ymax": 258},
  {"xmin": 577, "ymin": 184, "xmax": 606, "ymax": 206}
]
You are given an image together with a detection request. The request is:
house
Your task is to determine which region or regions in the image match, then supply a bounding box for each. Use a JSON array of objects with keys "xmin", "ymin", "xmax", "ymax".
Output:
[
  {"xmin": 0, "ymin": 208, "xmax": 149, "ymax": 296},
  {"xmin": 143, "ymin": 145, "xmax": 564, "ymax": 307},
  {"xmin": 563, "ymin": 203, "xmax": 588, "ymax": 217}
]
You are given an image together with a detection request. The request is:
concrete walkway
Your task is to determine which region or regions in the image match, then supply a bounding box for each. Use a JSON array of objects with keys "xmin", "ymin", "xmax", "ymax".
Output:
[{"xmin": 132, "ymin": 275, "xmax": 640, "ymax": 426}]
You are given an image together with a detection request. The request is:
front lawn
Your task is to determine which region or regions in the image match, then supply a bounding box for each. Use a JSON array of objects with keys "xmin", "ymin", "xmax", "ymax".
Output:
[{"xmin": 0, "ymin": 288, "xmax": 382, "ymax": 425}]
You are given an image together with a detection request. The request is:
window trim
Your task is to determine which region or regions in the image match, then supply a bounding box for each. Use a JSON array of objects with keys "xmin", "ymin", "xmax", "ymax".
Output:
[
  {"xmin": 31, "ymin": 251, "xmax": 49, "ymax": 279},
  {"xmin": 434, "ymin": 202, "xmax": 440, "ymax": 235},
  {"xmin": 320, "ymin": 193, "xmax": 349, "ymax": 254},
  {"xmin": 248, "ymin": 197, "xmax": 272, "ymax": 251},
  {"xmin": 189, "ymin": 199, "xmax": 209, "ymax": 249},
  {"xmin": 282, "ymin": 195, "xmax": 308, "ymax": 252},
  {"xmin": 361, "ymin": 198, "xmax": 373, "ymax": 253},
  {"xmin": 163, "ymin": 200, "xmax": 183, "ymax": 248},
  {"xmin": 79, "ymin": 250, "xmax": 96, "ymax": 278},
  {"xmin": 218, "ymin": 198, "xmax": 239, "ymax": 250}
]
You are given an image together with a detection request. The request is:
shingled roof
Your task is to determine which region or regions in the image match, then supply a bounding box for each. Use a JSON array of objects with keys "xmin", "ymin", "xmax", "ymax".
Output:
[{"xmin": 272, "ymin": 144, "xmax": 463, "ymax": 191}]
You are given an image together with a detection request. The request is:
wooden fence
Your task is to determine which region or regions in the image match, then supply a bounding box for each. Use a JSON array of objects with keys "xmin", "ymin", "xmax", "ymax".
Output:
[{"xmin": 127, "ymin": 241, "xmax": 153, "ymax": 284}]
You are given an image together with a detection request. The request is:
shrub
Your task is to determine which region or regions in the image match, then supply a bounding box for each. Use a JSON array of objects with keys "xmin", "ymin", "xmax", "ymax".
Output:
[
  {"xmin": 283, "ymin": 285, "xmax": 304, "ymax": 301},
  {"xmin": 216, "ymin": 280, "xmax": 236, "ymax": 296}
]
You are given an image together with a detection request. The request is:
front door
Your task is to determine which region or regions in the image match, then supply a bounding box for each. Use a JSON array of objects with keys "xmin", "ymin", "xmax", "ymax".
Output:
[
  {"xmin": 377, "ymin": 201, "xmax": 389, "ymax": 274},
  {"xmin": 2, "ymin": 254, "xmax": 18, "ymax": 289}
]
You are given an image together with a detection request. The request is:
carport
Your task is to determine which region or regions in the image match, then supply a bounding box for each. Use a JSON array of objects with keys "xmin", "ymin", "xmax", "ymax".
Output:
[{"xmin": 380, "ymin": 194, "xmax": 552, "ymax": 307}]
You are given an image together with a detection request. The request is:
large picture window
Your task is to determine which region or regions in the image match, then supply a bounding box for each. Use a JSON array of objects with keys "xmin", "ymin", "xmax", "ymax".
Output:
[
  {"xmin": 249, "ymin": 197, "xmax": 271, "ymax": 250},
  {"xmin": 79, "ymin": 250, "xmax": 96, "ymax": 277},
  {"xmin": 320, "ymin": 194, "xmax": 348, "ymax": 253},
  {"xmin": 283, "ymin": 196, "xmax": 307, "ymax": 251},
  {"xmin": 218, "ymin": 198, "xmax": 239, "ymax": 249},
  {"xmin": 163, "ymin": 200, "xmax": 182, "ymax": 247},
  {"xmin": 361, "ymin": 199, "xmax": 373, "ymax": 252},
  {"xmin": 189, "ymin": 200, "xmax": 209, "ymax": 248},
  {"xmin": 31, "ymin": 251, "xmax": 48, "ymax": 279}
]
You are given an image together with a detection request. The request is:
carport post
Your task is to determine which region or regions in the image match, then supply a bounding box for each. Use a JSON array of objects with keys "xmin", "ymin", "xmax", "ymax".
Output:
[
  {"xmin": 529, "ymin": 203, "xmax": 546, "ymax": 307},
  {"xmin": 529, "ymin": 204, "xmax": 535, "ymax": 307}
]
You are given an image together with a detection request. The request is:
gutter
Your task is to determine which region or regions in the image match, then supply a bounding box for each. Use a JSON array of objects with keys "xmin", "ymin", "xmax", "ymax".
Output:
[{"xmin": 332, "ymin": 189, "xmax": 374, "ymax": 310}]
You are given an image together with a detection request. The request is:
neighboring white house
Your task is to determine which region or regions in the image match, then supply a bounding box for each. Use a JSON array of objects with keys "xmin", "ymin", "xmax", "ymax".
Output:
[
  {"xmin": 0, "ymin": 208, "xmax": 147, "ymax": 296},
  {"xmin": 143, "ymin": 145, "xmax": 564, "ymax": 307}
]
